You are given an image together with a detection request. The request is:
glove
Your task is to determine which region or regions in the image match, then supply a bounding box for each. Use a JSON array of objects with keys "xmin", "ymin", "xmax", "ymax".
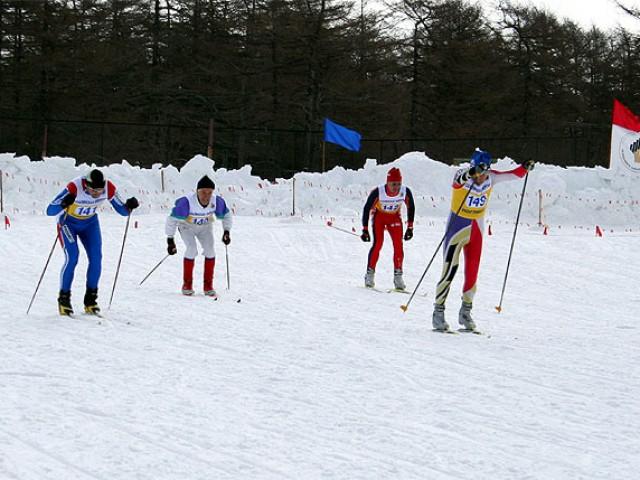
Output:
[
  {"xmin": 521, "ymin": 159, "xmax": 535, "ymax": 171},
  {"xmin": 361, "ymin": 229, "xmax": 371, "ymax": 242},
  {"xmin": 404, "ymin": 227, "xmax": 413, "ymax": 241},
  {"xmin": 125, "ymin": 197, "xmax": 139, "ymax": 211},
  {"xmin": 167, "ymin": 237, "xmax": 177, "ymax": 255},
  {"xmin": 60, "ymin": 193, "xmax": 76, "ymax": 209},
  {"xmin": 222, "ymin": 230, "xmax": 231, "ymax": 245}
]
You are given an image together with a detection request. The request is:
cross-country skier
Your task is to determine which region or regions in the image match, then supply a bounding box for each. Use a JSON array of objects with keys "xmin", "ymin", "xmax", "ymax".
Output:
[
  {"xmin": 361, "ymin": 167, "xmax": 415, "ymax": 290},
  {"xmin": 432, "ymin": 149, "xmax": 534, "ymax": 332},
  {"xmin": 165, "ymin": 175, "xmax": 232, "ymax": 297},
  {"xmin": 46, "ymin": 169, "xmax": 139, "ymax": 315}
]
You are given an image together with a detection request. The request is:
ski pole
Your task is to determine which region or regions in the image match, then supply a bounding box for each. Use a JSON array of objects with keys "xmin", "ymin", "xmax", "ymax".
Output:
[
  {"xmin": 225, "ymin": 244, "xmax": 230, "ymax": 290},
  {"xmin": 495, "ymin": 172, "xmax": 529, "ymax": 313},
  {"xmin": 108, "ymin": 214, "xmax": 132, "ymax": 309},
  {"xmin": 139, "ymin": 254, "xmax": 170, "ymax": 286},
  {"xmin": 401, "ymin": 187, "xmax": 472, "ymax": 313},
  {"xmin": 27, "ymin": 212, "xmax": 68, "ymax": 315},
  {"xmin": 225, "ymin": 245, "xmax": 242, "ymax": 303},
  {"xmin": 326, "ymin": 221, "xmax": 359, "ymax": 237}
]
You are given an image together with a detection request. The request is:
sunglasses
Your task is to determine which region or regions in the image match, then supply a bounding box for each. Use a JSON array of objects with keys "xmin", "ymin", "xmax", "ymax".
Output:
[{"xmin": 86, "ymin": 186, "xmax": 105, "ymax": 194}]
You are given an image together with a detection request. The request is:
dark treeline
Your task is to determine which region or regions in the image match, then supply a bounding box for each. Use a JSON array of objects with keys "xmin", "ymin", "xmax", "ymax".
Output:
[{"xmin": 1, "ymin": 0, "xmax": 639, "ymax": 178}]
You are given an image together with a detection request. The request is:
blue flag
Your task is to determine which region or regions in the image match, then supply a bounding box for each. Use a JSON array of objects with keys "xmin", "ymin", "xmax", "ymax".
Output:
[{"xmin": 323, "ymin": 118, "xmax": 361, "ymax": 152}]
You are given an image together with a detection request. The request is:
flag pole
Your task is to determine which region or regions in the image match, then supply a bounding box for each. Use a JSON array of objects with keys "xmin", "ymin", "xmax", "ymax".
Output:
[{"xmin": 608, "ymin": 101, "xmax": 615, "ymax": 169}]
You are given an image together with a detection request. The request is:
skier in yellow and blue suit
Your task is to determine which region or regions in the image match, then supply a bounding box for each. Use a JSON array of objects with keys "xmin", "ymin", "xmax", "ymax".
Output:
[{"xmin": 432, "ymin": 149, "xmax": 534, "ymax": 332}]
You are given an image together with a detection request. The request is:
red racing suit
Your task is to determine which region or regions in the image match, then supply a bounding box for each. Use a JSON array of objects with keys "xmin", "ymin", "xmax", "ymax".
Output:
[{"xmin": 362, "ymin": 184, "xmax": 415, "ymax": 270}]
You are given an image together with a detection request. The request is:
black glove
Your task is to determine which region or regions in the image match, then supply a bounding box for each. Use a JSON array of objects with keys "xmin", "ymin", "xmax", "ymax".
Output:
[
  {"xmin": 125, "ymin": 197, "xmax": 139, "ymax": 211},
  {"xmin": 404, "ymin": 227, "xmax": 413, "ymax": 241},
  {"xmin": 60, "ymin": 193, "xmax": 76, "ymax": 209},
  {"xmin": 222, "ymin": 231, "xmax": 231, "ymax": 245},
  {"xmin": 167, "ymin": 237, "xmax": 177, "ymax": 255},
  {"xmin": 361, "ymin": 229, "xmax": 371, "ymax": 242},
  {"xmin": 521, "ymin": 159, "xmax": 535, "ymax": 171}
]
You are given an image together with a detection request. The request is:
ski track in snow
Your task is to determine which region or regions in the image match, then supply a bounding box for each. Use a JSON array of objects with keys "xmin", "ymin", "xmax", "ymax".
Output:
[{"xmin": 1, "ymin": 213, "xmax": 639, "ymax": 479}]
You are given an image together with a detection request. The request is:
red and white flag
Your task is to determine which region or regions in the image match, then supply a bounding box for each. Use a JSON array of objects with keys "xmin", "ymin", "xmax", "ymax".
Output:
[{"xmin": 610, "ymin": 99, "xmax": 640, "ymax": 174}]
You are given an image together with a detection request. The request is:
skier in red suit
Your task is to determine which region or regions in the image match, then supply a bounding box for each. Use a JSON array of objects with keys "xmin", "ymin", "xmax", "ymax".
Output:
[{"xmin": 361, "ymin": 167, "xmax": 415, "ymax": 290}]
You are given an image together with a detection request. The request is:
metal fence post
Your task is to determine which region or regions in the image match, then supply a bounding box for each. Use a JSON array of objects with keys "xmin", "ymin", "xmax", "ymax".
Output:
[
  {"xmin": 538, "ymin": 189, "xmax": 543, "ymax": 226},
  {"xmin": 41, "ymin": 123, "xmax": 48, "ymax": 158},
  {"xmin": 292, "ymin": 176, "xmax": 296, "ymax": 216},
  {"xmin": 100, "ymin": 122, "xmax": 105, "ymax": 161},
  {"xmin": 208, "ymin": 118, "xmax": 214, "ymax": 159}
]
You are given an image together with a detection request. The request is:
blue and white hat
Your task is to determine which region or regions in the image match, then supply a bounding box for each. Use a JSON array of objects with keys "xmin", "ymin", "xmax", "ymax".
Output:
[{"xmin": 470, "ymin": 148, "xmax": 492, "ymax": 169}]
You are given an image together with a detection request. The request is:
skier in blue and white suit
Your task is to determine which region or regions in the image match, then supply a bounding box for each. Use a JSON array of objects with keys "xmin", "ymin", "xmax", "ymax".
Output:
[
  {"xmin": 46, "ymin": 169, "xmax": 139, "ymax": 316},
  {"xmin": 165, "ymin": 175, "xmax": 232, "ymax": 297}
]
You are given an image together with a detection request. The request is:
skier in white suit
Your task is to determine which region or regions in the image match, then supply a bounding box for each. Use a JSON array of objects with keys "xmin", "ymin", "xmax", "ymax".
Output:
[{"xmin": 165, "ymin": 175, "xmax": 232, "ymax": 297}]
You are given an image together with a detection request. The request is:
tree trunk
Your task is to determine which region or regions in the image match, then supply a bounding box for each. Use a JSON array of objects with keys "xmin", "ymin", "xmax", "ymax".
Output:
[
  {"xmin": 303, "ymin": 0, "xmax": 326, "ymax": 170},
  {"xmin": 409, "ymin": 21, "xmax": 420, "ymax": 137},
  {"xmin": 12, "ymin": 5, "xmax": 24, "ymax": 109},
  {"xmin": 152, "ymin": 0, "xmax": 161, "ymax": 67}
]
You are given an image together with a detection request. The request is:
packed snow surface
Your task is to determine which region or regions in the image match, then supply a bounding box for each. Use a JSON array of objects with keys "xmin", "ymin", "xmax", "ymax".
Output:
[{"xmin": 1, "ymin": 152, "xmax": 639, "ymax": 479}]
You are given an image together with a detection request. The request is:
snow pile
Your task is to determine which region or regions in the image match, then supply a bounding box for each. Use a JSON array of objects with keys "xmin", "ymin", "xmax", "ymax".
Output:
[{"xmin": 1, "ymin": 151, "xmax": 638, "ymax": 227}]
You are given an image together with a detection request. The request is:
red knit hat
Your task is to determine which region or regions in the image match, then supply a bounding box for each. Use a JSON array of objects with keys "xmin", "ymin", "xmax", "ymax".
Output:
[{"xmin": 387, "ymin": 167, "xmax": 402, "ymax": 183}]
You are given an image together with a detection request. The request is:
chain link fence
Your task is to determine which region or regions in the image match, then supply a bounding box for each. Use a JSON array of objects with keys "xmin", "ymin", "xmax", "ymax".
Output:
[{"xmin": 0, "ymin": 116, "xmax": 611, "ymax": 178}]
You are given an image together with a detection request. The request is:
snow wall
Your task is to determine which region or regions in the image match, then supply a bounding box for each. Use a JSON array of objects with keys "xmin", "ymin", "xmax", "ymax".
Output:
[{"xmin": 1, "ymin": 151, "xmax": 638, "ymax": 231}]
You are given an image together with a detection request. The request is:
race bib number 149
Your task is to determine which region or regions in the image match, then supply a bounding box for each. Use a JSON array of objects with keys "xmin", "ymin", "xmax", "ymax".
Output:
[{"xmin": 467, "ymin": 195, "xmax": 487, "ymax": 208}]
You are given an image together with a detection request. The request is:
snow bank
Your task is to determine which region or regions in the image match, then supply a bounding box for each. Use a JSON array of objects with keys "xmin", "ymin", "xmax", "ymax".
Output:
[{"xmin": 0, "ymin": 151, "xmax": 637, "ymax": 228}]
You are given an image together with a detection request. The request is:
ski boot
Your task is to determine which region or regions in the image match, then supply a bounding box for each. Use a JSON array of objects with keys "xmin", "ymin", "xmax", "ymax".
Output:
[
  {"xmin": 364, "ymin": 267, "xmax": 375, "ymax": 288},
  {"xmin": 393, "ymin": 269, "xmax": 406, "ymax": 291},
  {"xmin": 58, "ymin": 290, "xmax": 74, "ymax": 316},
  {"xmin": 458, "ymin": 301, "xmax": 476, "ymax": 331},
  {"xmin": 432, "ymin": 303, "xmax": 449, "ymax": 331},
  {"xmin": 182, "ymin": 258, "xmax": 195, "ymax": 296},
  {"xmin": 84, "ymin": 288, "xmax": 101, "ymax": 315},
  {"xmin": 203, "ymin": 257, "xmax": 217, "ymax": 297}
]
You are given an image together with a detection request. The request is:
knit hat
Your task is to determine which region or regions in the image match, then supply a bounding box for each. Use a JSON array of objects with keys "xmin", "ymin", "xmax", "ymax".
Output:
[
  {"xmin": 85, "ymin": 169, "xmax": 105, "ymax": 189},
  {"xmin": 387, "ymin": 167, "xmax": 402, "ymax": 183},
  {"xmin": 197, "ymin": 175, "xmax": 215, "ymax": 190}
]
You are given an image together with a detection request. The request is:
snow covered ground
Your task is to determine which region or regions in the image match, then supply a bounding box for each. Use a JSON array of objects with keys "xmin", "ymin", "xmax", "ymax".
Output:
[
  {"xmin": 1, "ymin": 151, "xmax": 640, "ymax": 478},
  {"xmin": 1, "ymin": 208, "xmax": 639, "ymax": 479}
]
